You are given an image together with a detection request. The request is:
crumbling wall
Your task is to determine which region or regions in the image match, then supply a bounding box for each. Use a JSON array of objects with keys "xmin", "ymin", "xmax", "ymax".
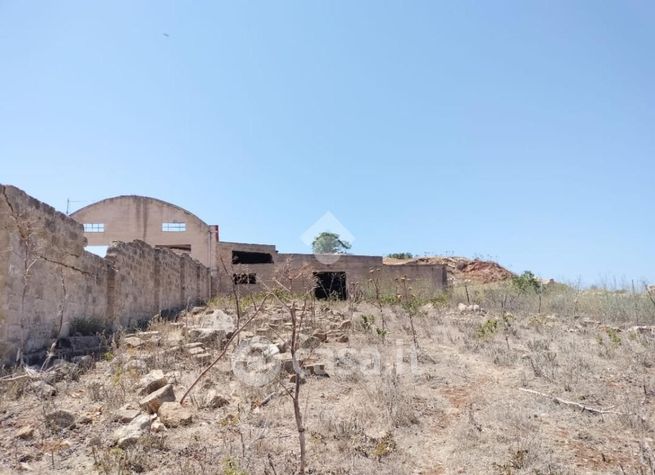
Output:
[
  {"xmin": 0, "ymin": 185, "xmax": 211, "ymax": 362},
  {"xmin": 259, "ymin": 253, "xmax": 447, "ymax": 297}
]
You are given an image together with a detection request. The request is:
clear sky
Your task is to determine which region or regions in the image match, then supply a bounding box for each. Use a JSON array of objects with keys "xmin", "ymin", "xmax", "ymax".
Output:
[{"xmin": 1, "ymin": 1, "xmax": 653, "ymax": 285}]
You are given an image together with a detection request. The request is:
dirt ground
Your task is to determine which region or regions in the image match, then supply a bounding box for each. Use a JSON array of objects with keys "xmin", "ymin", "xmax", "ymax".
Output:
[{"xmin": 1, "ymin": 297, "xmax": 654, "ymax": 474}]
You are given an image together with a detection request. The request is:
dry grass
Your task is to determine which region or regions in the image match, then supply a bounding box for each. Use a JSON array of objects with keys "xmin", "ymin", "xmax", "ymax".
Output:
[{"xmin": 0, "ymin": 286, "xmax": 654, "ymax": 474}]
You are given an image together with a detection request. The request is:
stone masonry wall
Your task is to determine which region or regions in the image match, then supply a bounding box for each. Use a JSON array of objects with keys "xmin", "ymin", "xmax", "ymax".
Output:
[{"xmin": 0, "ymin": 185, "xmax": 211, "ymax": 362}]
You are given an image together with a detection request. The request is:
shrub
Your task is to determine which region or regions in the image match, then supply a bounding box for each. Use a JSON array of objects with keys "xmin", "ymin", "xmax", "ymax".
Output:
[
  {"xmin": 69, "ymin": 317, "xmax": 107, "ymax": 336},
  {"xmin": 477, "ymin": 318, "xmax": 499, "ymax": 338},
  {"xmin": 387, "ymin": 252, "xmax": 413, "ymax": 259},
  {"xmin": 511, "ymin": 271, "xmax": 542, "ymax": 294}
]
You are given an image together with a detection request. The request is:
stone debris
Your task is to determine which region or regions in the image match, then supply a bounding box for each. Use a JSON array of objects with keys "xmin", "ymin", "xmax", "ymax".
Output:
[
  {"xmin": 275, "ymin": 354, "xmax": 299, "ymax": 375},
  {"xmin": 339, "ymin": 320, "xmax": 352, "ymax": 330},
  {"xmin": 137, "ymin": 370, "xmax": 167, "ymax": 396},
  {"xmin": 185, "ymin": 309, "xmax": 235, "ymax": 338},
  {"xmin": 139, "ymin": 384, "xmax": 176, "ymax": 413},
  {"xmin": 71, "ymin": 355, "xmax": 95, "ymax": 370},
  {"xmin": 124, "ymin": 358, "xmax": 148, "ymax": 374},
  {"xmin": 151, "ymin": 420, "xmax": 167, "ymax": 433},
  {"xmin": 629, "ymin": 325, "xmax": 655, "ymax": 336},
  {"xmin": 30, "ymin": 380, "xmax": 56, "ymax": 398},
  {"xmin": 112, "ymin": 406, "xmax": 140, "ymax": 423},
  {"xmin": 187, "ymin": 327, "xmax": 224, "ymax": 344},
  {"xmin": 457, "ymin": 303, "xmax": 481, "ymax": 313},
  {"xmin": 194, "ymin": 353, "xmax": 212, "ymax": 364},
  {"xmin": 112, "ymin": 414, "xmax": 151, "ymax": 448},
  {"xmin": 137, "ymin": 331, "xmax": 161, "ymax": 340},
  {"xmin": 43, "ymin": 361, "xmax": 79, "ymax": 384},
  {"xmin": 158, "ymin": 402, "xmax": 193, "ymax": 428},
  {"xmin": 300, "ymin": 335, "xmax": 321, "ymax": 350},
  {"xmin": 184, "ymin": 342, "xmax": 204, "ymax": 350},
  {"xmin": 77, "ymin": 412, "xmax": 94, "ymax": 424},
  {"xmin": 123, "ymin": 336, "xmax": 145, "ymax": 348},
  {"xmin": 204, "ymin": 390, "xmax": 230, "ymax": 409},
  {"xmin": 16, "ymin": 426, "xmax": 34, "ymax": 440},
  {"xmin": 312, "ymin": 331, "xmax": 329, "ymax": 343},
  {"xmin": 276, "ymin": 340, "xmax": 289, "ymax": 353},
  {"xmin": 304, "ymin": 362, "xmax": 329, "ymax": 377},
  {"xmin": 45, "ymin": 410, "xmax": 76, "ymax": 430}
]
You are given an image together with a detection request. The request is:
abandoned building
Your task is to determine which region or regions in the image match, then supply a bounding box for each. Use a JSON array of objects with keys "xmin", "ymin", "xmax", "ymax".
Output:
[
  {"xmin": 0, "ymin": 185, "xmax": 446, "ymax": 362},
  {"xmin": 70, "ymin": 195, "xmax": 447, "ymax": 299}
]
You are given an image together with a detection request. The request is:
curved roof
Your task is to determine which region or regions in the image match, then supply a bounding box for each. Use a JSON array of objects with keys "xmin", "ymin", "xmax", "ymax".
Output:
[{"xmin": 70, "ymin": 195, "xmax": 210, "ymax": 227}]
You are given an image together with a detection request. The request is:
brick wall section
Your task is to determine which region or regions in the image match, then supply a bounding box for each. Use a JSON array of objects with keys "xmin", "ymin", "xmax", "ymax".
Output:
[
  {"xmin": 278, "ymin": 253, "xmax": 447, "ymax": 297},
  {"xmin": 0, "ymin": 185, "xmax": 210, "ymax": 362}
]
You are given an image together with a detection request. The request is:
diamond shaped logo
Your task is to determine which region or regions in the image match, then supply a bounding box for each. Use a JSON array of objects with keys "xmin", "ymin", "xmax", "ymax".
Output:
[{"xmin": 301, "ymin": 211, "xmax": 355, "ymax": 265}]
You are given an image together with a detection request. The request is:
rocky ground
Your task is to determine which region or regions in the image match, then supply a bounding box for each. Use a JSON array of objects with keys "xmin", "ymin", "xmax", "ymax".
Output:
[
  {"xmin": 383, "ymin": 256, "xmax": 514, "ymax": 284},
  {"xmin": 1, "ymin": 297, "xmax": 654, "ymax": 474}
]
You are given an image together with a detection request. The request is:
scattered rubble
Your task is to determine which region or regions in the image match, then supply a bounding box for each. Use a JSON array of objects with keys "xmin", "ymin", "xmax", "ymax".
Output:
[
  {"xmin": 158, "ymin": 402, "xmax": 193, "ymax": 428},
  {"xmin": 123, "ymin": 336, "xmax": 145, "ymax": 348},
  {"xmin": 458, "ymin": 303, "xmax": 482, "ymax": 313},
  {"xmin": 45, "ymin": 410, "xmax": 76, "ymax": 430},
  {"xmin": 15, "ymin": 426, "xmax": 34, "ymax": 440},
  {"xmin": 139, "ymin": 384, "xmax": 176, "ymax": 413},
  {"xmin": 112, "ymin": 414, "xmax": 151, "ymax": 448},
  {"xmin": 204, "ymin": 390, "xmax": 230, "ymax": 409},
  {"xmin": 137, "ymin": 370, "xmax": 167, "ymax": 396},
  {"xmin": 30, "ymin": 380, "xmax": 56, "ymax": 398},
  {"xmin": 112, "ymin": 405, "xmax": 140, "ymax": 423}
]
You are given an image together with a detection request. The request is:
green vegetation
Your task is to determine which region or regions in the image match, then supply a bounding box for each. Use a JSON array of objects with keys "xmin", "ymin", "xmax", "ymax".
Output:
[
  {"xmin": 387, "ymin": 252, "xmax": 413, "ymax": 259},
  {"xmin": 360, "ymin": 314, "xmax": 375, "ymax": 331},
  {"xmin": 312, "ymin": 232, "xmax": 351, "ymax": 254},
  {"xmin": 477, "ymin": 318, "xmax": 499, "ymax": 338},
  {"xmin": 511, "ymin": 271, "xmax": 542, "ymax": 294}
]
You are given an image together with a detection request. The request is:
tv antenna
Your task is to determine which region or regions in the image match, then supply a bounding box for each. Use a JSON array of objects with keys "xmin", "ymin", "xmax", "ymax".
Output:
[{"xmin": 66, "ymin": 199, "xmax": 84, "ymax": 215}]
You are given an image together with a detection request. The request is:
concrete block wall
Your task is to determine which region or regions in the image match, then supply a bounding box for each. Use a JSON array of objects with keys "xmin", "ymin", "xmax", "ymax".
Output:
[
  {"xmin": 0, "ymin": 185, "xmax": 211, "ymax": 362},
  {"xmin": 278, "ymin": 253, "xmax": 447, "ymax": 297}
]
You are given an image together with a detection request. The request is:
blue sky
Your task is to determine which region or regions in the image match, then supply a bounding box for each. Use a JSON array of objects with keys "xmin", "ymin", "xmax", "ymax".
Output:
[{"xmin": 1, "ymin": 1, "xmax": 653, "ymax": 285}]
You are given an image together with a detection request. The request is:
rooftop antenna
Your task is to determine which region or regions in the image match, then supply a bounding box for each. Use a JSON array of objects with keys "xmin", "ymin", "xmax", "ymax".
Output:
[{"xmin": 66, "ymin": 199, "xmax": 84, "ymax": 215}]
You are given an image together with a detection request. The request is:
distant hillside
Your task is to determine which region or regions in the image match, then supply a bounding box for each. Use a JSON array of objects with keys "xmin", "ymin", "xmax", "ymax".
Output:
[{"xmin": 384, "ymin": 255, "xmax": 514, "ymax": 284}]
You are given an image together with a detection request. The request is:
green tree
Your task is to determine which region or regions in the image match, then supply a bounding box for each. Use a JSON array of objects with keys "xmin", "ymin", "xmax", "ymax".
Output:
[
  {"xmin": 512, "ymin": 271, "xmax": 542, "ymax": 294},
  {"xmin": 312, "ymin": 232, "xmax": 351, "ymax": 254}
]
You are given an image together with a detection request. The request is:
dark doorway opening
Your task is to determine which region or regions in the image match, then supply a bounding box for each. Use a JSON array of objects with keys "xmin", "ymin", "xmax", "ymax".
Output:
[
  {"xmin": 233, "ymin": 273, "xmax": 257, "ymax": 285},
  {"xmin": 232, "ymin": 250, "xmax": 273, "ymax": 264},
  {"xmin": 314, "ymin": 272, "xmax": 347, "ymax": 300}
]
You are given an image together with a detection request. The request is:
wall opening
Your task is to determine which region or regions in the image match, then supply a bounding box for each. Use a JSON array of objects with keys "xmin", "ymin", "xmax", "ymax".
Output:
[
  {"xmin": 83, "ymin": 223, "xmax": 105, "ymax": 233},
  {"xmin": 232, "ymin": 250, "xmax": 273, "ymax": 264},
  {"xmin": 162, "ymin": 222, "xmax": 186, "ymax": 232},
  {"xmin": 233, "ymin": 273, "xmax": 257, "ymax": 285},
  {"xmin": 314, "ymin": 272, "xmax": 347, "ymax": 300}
]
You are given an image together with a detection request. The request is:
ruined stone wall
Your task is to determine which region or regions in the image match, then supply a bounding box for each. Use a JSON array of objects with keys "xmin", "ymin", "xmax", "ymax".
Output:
[
  {"xmin": 0, "ymin": 185, "xmax": 211, "ymax": 362},
  {"xmin": 215, "ymin": 242, "xmax": 279, "ymax": 294},
  {"xmin": 217, "ymin": 250, "xmax": 448, "ymax": 298}
]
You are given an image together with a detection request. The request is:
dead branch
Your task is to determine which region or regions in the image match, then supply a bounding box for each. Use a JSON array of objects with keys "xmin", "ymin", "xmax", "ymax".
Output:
[
  {"xmin": 180, "ymin": 293, "xmax": 270, "ymax": 404},
  {"xmin": 519, "ymin": 387, "xmax": 622, "ymax": 415}
]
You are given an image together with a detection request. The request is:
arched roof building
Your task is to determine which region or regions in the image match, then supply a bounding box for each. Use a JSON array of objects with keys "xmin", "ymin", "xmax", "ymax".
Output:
[{"xmin": 71, "ymin": 195, "xmax": 218, "ymax": 269}]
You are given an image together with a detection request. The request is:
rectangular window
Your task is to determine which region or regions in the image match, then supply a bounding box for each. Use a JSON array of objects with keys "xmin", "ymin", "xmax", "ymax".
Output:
[
  {"xmin": 232, "ymin": 250, "xmax": 273, "ymax": 264},
  {"xmin": 162, "ymin": 222, "xmax": 186, "ymax": 232},
  {"xmin": 83, "ymin": 223, "xmax": 105, "ymax": 233},
  {"xmin": 233, "ymin": 273, "xmax": 257, "ymax": 285}
]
